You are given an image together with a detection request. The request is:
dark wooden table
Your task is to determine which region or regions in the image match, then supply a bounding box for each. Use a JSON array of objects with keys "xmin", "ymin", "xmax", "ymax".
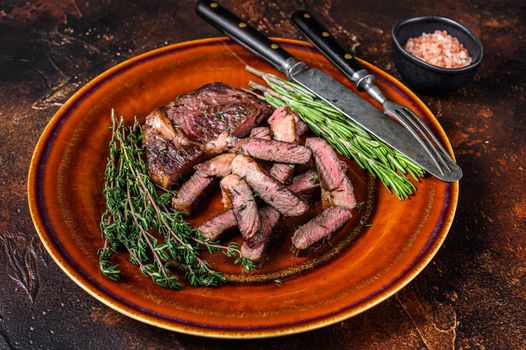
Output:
[{"xmin": 1, "ymin": 0, "xmax": 525, "ymax": 349}]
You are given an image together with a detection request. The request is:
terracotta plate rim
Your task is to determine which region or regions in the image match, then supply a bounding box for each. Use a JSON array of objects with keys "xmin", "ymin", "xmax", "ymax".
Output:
[{"xmin": 27, "ymin": 37, "xmax": 459, "ymax": 338}]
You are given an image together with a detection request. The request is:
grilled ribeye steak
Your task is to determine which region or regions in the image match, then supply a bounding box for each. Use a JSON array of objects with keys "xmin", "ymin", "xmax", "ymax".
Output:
[
  {"xmin": 231, "ymin": 155, "xmax": 309, "ymax": 217},
  {"xmin": 292, "ymin": 206, "xmax": 352, "ymax": 255},
  {"xmin": 194, "ymin": 153, "xmax": 236, "ymax": 177},
  {"xmin": 198, "ymin": 210, "xmax": 237, "ymax": 241},
  {"xmin": 240, "ymin": 206, "xmax": 281, "ymax": 264},
  {"xmin": 227, "ymin": 137, "xmax": 312, "ymax": 164},
  {"xmin": 172, "ymin": 153, "xmax": 236, "ymax": 215},
  {"xmin": 268, "ymin": 106, "xmax": 301, "ymax": 144},
  {"xmin": 288, "ymin": 169, "xmax": 320, "ymax": 201},
  {"xmin": 143, "ymin": 111, "xmax": 204, "ymax": 188},
  {"xmin": 196, "ymin": 170, "xmax": 322, "ymax": 244},
  {"xmin": 143, "ymin": 83, "xmax": 272, "ymax": 188},
  {"xmin": 305, "ymin": 137, "xmax": 356, "ymax": 210},
  {"xmin": 249, "ymin": 127, "xmax": 272, "ymax": 140},
  {"xmin": 268, "ymin": 106, "xmax": 303, "ymax": 184},
  {"xmin": 172, "ymin": 172, "xmax": 215, "ymax": 215},
  {"xmin": 220, "ymin": 175, "xmax": 262, "ymax": 247},
  {"xmin": 164, "ymin": 83, "xmax": 273, "ymax": 142}
]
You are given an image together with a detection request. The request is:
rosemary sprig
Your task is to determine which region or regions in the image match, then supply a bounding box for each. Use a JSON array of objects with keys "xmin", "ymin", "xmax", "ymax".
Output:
[
  {"xmin": 245, "ymin": 66, "xmax": 425, "ymax": 199},
  {"xmin": 99, "ymin": 113, "xmax": 254, "ymax": 289}
]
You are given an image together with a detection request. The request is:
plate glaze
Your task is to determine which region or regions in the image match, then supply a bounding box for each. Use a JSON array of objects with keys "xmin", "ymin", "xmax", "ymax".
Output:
[{"xmin": 28, "ymin": 37, "xmax": 458, "ymax": 338}]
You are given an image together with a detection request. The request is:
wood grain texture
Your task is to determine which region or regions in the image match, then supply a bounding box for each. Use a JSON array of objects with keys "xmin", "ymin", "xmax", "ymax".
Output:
[{"xmin": 0, "ymin": 0, "xmax": 525, "ymax": 348}]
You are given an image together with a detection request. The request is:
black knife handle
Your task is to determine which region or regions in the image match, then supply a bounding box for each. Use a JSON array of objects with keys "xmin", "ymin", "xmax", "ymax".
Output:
[
  {"xmin": 196, "ymin": 0, "xmax": 297, "ymax": 75},
  {"xmin": 291, "ymin": 10, "xmax": 372, "ymax": 89}
]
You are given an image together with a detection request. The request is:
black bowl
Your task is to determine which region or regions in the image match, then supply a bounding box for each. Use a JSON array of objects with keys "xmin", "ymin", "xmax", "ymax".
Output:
[{"xmin": 392, "ymin": 16, "xmax": 483, "ymax": 95}]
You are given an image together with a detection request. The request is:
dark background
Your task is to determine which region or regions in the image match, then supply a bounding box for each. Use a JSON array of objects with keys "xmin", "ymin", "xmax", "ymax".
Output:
[{"xmin": 0, "ymin": 0, "xmax": 525, "ymax": 349}]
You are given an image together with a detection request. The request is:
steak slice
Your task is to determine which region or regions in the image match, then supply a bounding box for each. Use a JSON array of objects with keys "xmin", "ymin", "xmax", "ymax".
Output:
[
  {"xmin": 164, "ymin": 83, "xmax": 273, "ymax": 142},
  {"xmin": 172, "ymin": 153, "xmax": 236, "ymax": 215},
  {"xmin": 291, "ymin": 206, "xmax": 352, "ymax": 255},
  {"xmin": 172, "ymin": 172, "xmax": 215, "ymax": 215},
  {"xmin": 269, "ymin": 164, "xmax": 296, "ymax": 185},
  {"xmin": 240, "ymin": 206, "xmax": 281, "ymax": 264},
  {"xmin": 294, "ymin": 113, "xmax": 308, "ymax": 136},
  {"xmin": 305, "ymin": 137, "xmax": 356, "ymax": 210},
  {"xmin": 196, "ymin": 170, "xmax": 319, "ymax": 243},
  {"xmin": 198, "ymin": 210, "xmax": 237, "ymax": 241},
  {"xmin": 227, "ymin": 137, "xmax": 311, "ymax": 164},
  {"xmin": 231, "ymin": 155, "xmax": 309, "ymax": 217},
  {"xmin": 220, "ymin": 175, "xmax": 262, "ymax": 247},
  {"xmin": 240, "ymin": 169, "xmax": 324, "ymax": 262},
  {"xmin": 268, "ymin": 106, "xmax": 301, "ymax": 144},
  {"xmin": 268, "ymin": 106, "xmax": 303, "ymax": 183},
  {"xmin": 143, "ymin": 111, "xmax": 204, "ymax": 188},
  {"xmin": 288, "ymin": 169, "xmax": 320, "ymax": 201},
  {"xmin": 194, "ymin": 153, "xmax": 236, "ymax": 177},
  {"xmin": 250, "ymin": 127, "xmax": 272, "ymax": 140}
]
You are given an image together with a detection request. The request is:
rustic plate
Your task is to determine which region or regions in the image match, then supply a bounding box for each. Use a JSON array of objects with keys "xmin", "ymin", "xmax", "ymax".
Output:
[{"xmin": 28, "ymin": 37, "xmax": 458, "ymax": 338}]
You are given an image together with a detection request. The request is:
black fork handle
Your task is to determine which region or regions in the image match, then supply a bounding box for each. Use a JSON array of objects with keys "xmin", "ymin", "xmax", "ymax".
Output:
[{"xmin": 196, "ymin": 0, "xmax": 297, "ymax": 75}]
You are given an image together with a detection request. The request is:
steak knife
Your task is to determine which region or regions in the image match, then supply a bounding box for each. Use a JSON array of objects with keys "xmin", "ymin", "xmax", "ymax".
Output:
[{"xmin": 196, "ymin": 0, "xmax": 462, "ymax": 182}]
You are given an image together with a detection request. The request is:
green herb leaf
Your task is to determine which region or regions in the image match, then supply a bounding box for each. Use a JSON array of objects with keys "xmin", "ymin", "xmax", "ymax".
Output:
[
  {"xmin": 245, "ymin": 66, "xmax": 425, "ymax": 199},
  {"xmin": 99, "ymin": 112, "xmax": 255, "ymax": 289}
]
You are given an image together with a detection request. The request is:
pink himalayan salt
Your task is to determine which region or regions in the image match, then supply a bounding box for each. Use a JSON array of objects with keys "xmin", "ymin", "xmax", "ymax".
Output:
[{"xmin": 403, "ymin": 30, "xmax": 472, "ymax": 69}]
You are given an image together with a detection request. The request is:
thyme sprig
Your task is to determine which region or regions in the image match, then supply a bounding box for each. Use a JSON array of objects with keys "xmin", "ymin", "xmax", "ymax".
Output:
[
  {"xmin": 99, "ymin": 113, "xmax": 254, "ymax": 289},
  {"xmin": 245, "ymin": 66, "xmax": 424, "ymax": 199}
]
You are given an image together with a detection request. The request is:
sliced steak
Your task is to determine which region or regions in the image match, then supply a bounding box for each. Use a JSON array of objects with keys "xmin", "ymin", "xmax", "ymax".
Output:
[
  {"xmin": 194, "ymin": 153, "xmax": 236, "ymax": 177},
  {"xmin": 240, "ymin": 206, "xmax": 281, "ymax": 264},
  {"xmin": 220, "ymin": 175, "xmax": 262, "ymax": 247},
  {"xmin": 172, "ymin": 172, "xmax": 215, "ymax": 215},
  {"xmin": 164, "ymin": 83, "xmax": 273, "ymax": 142},
  {"xmin": 320, "ymin": 187, "xmax": 333, "ymax": 209},
  {"xmin": 227, "ymin": 137, "xmax": 311, "ymax": 164},
  {"xmin": 197, "ymin": 210, "xmax": 237, "ymax": 241},
  {"xmin": 326, "ymin": 179, "xmax": 356, "ymax": 210},
  {"xmin": 294, "ymin": 114, "xmax": 308, "ymax": 136},
  {"xmin": 269, "ymin": 106, "xmax": 308, "ymax": 135},
  {"xmin": 143, "ymin": 112, "xmax": 204, "ymax": 188},
  {"xmin": 269, "ymin": 164, "xmax": 296, "ymax": 184},
  {"xmin": 250, "ymin": 127, "xmax": 272, "ymax": 140},
  {"xmin": 291, "ymin": 206, "xmax": 352, "ymax": 255},
  {"xmin": 268, "ymin": 106, "xmax": 300, "ymax": 144},
  {"xmin": 288, "ymin": 169, "xmax": 320, "ymax": 201},
  {"xmin": 240, "ymin": 170, "xmax": 320, "ymax": 262},
  {"xmin": 144, "ymin": 83, "xmax": 272, "ymax": 188},
  {"xmin": 268, "ymin": 106, "xmax": 303, "ymax": 183},
  {"xmin": 305, "ymin": 137, "xmax": 356, "ymax": 210},
  {"xmin": 172, "ymin": 153, "xmax": 236, "ymax": 215},
  {"xmin": 196, "ymin": 169, "xmax": 318, "ymax": 244},
  {"xmin": 231, "ymin": 155, "xmax": 309, "ymax": 217}
]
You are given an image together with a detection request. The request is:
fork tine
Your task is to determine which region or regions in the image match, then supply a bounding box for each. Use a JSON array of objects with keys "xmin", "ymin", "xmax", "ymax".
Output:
[
  {"xmin": 401, "ymin": 107, "xmax": 453, "ymax": 160},
  {"xmin": 398, "ymin": 108, "xmax": 451, "ymax": 172},
  {"xmin": 397, "ymin": 108, "xmax": 451, "ymax": 172},
  {"xmin": 391, "ymin": 109, "xmax": 445, "ymax": 175}
]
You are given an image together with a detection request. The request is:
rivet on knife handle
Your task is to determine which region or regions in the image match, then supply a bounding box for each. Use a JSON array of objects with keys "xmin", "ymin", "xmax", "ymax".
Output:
[{"xmin": 196, "ymin": 0, "xmax": 301, "ymax": 75}]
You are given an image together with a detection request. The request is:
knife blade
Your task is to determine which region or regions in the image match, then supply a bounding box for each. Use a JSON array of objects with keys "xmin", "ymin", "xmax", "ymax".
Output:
[
  {"xmin": 290, "ymin": 10, "xmax": 461, "ymax": 182},
  {"xmin": 196, "ymin": 0, "xmax": 460, "ymax": 181},
  {"xmin": 289, "ymin": 67, "xmax": 463, "ymax": 181}
]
